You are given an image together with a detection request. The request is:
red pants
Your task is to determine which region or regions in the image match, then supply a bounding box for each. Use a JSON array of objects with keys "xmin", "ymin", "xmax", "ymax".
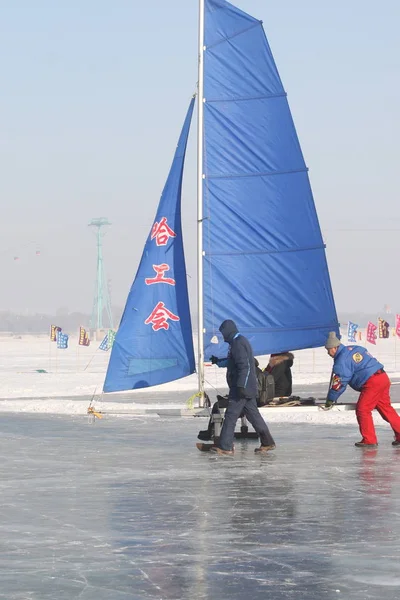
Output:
[{"xmin": 356, "ymin": 371, "xmax": 400, "ymax": 444}]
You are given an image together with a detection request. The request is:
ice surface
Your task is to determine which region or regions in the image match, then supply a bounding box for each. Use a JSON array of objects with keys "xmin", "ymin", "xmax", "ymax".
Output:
[{"xmin": 1, "ymin": 415, "xmax": 400, "ymax": 599}]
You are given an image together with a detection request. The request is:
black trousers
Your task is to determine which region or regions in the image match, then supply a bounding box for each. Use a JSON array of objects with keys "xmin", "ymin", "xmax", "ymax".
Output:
[{"xmin": 218, "ymin": 397, "xmax": 275, "ymax": 451}]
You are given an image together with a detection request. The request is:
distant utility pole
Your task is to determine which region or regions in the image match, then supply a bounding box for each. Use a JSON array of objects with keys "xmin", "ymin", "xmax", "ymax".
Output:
[{"xmin": 88, "ymin": 218, "xmax": 113, "ymax": 331}]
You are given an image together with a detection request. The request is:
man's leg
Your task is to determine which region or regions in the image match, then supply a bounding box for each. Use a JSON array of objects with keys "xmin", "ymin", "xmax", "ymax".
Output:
[
  {"xmin": 356, "ymin": 377, "xmax": 381, "ymax": 444},
  {"xmin": 218, "ymin": 397, "xmax": 246, "ymax": 451},
  {"xmin": 244, "ymin": 399, "xmax": 275, "ymax": 447},
  {"xmin": 374, "ymin": 373, "xmax": 400, "ymax": 440}
]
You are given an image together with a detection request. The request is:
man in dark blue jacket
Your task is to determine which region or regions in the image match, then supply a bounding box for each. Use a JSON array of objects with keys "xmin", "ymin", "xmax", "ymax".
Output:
[
  {"xmin": 325, "ymin": 331, "xmax": 400, "ymax": 447},
  {"xmin": 210, "ymin": 320, "xmax": 276, "ymax": 455}
]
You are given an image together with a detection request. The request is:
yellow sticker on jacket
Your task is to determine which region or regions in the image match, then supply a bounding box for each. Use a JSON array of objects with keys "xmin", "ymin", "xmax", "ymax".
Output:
[{"xmin": 353, "ymin": 352, "xmax": 363, "ymax": 363}]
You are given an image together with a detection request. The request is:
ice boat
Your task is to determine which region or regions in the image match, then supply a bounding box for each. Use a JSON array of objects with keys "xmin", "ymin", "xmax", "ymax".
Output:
[{"xmin": 103, "ymin": 0, "xmax": 339, "ymax": 402}]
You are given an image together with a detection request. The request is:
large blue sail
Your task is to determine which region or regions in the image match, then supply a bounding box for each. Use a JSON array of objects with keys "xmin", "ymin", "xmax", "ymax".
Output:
[
  {"xmin": 104, "ymin": 99, "xmax": 196, "ymax": 392},
  {"xmin": 203, "ymin": 0, "xmax": 339, "ymax": 357}
]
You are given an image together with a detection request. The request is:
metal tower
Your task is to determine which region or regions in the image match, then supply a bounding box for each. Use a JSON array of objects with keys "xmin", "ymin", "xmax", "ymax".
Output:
[{"xmin": 88, "ymin": 218, "xmax": 113, "ymax": 331}]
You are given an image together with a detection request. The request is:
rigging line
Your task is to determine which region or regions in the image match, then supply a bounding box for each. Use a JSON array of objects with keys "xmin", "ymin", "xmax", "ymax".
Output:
[
  {"xmin": 203, "ymin": 376, "xmax": 225, "ymax": 396},
  {"xmin": 0, "ymin": 240, "xmax": 38, "ymax": 256},
  {"xmin": 324, "ymin": 228, "xmax": 400, "ymax": 232}
]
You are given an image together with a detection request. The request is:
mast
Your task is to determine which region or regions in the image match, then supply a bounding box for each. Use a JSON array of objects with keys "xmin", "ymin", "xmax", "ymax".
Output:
[{"xmin": 197, "ymin": 0, "xmax": 205, "ymax": 407}]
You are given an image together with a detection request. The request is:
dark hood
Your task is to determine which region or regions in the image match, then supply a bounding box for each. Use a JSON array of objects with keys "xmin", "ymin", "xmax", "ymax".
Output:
[{"xmin": 219, "ymin": 320, "xmax": 239, "ymax": 343}]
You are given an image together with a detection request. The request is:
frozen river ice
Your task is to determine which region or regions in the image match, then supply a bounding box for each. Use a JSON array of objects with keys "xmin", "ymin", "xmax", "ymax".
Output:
[{"xmin": 1, "ymin": 414, "xmax": 400, "ymax": 599}]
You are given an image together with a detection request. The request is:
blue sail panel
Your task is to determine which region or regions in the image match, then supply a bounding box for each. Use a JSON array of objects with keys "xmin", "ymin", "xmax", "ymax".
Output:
[
  {"xmin": 104, "ymin": 99, "xmax": 196, "ymax": 392},
  {"xmin": 203, "ymin": 0, "xmax": 338, "ymax": 358}
]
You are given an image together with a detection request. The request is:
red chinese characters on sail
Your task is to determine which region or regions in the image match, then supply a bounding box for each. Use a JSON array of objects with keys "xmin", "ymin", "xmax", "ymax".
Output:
[
  {"xmin": 145, "ymin": 302, "xmax": 180, "ymax": 331},
  {"xmin": 146, "ymin": 217, "xmax": 179, "ymax": 330},
  {"xmin": 151, "ymin": 217, "xmax": 176, "ymax": 246},
  {"xmin": 145, "ymin": 264, "xmax": 176, "ymax": 286}
]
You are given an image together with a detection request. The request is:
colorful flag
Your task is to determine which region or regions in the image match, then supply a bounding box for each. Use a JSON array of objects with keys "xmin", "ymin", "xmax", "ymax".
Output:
[
  {"xmin": 396, "ymin": 315, "xmax": 400, "ymax": 338},
  {"xmin": 366, "ymin": 321, "xmax": 377, "ymax": 345},
  {"xmin": 99, "ymin": 334, "xmax": 109, "ymax": 351},
  {"xmin": 107, "ymin": 329, "xmax": 116, "ymax": 349},
  {"xmin": 56, "ymin": 330, "xmax": 69, "ymax": 349},
  {"xmin": 79, "ymin": 327, "xmax": 90, "ymax": 346},
  {"xmin": 347, "ymin": 321, "xmax": 358, "ymax": 343},
  {"xmin": 378, "ymin": 318, "xmax": 390, "ymax": 339},
  {"xmin": 50, "ymin": 324, "xmax": 62, "ymax": 342}
]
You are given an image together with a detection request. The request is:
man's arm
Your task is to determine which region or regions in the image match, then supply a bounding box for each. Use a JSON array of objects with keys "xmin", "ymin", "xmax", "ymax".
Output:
[
  {"xmin": 326, "ymin": 359, "xmax": 353, "ymax": 402},
  {"xmin": 210, "ymin": 355, "xmax": 228, "ymax": 368}
]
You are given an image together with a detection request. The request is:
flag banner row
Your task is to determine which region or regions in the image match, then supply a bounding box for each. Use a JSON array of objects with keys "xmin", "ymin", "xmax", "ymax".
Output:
[
  {"xmin": 50, "ymin": 325, "xmax": 117, "ymax": 349},
  {"xmin": 346, "ymin": 316, "xmax": 400, "ymax": 345}
]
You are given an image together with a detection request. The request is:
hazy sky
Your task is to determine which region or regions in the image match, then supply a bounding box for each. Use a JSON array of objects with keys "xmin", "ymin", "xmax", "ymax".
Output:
[{"xmin": 0, "ymin": 0, "xmax": 399, "ymax": 316}]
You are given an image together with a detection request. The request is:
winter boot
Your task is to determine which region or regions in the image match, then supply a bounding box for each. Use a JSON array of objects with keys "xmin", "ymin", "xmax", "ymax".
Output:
[
  {"xmin": 355, "ymin": 441, "xmax": 378, "ymax": 448},
  {"xmin": 210, "ymin": 446, "xmax": 234, "ymax": 456},
  {"xmin": 255, "ymin": 445, "xmax": 276, "ymax": 453},
  {"xmin": 392, "ymin": 440, "xmax": 400, "ymax": 447}
]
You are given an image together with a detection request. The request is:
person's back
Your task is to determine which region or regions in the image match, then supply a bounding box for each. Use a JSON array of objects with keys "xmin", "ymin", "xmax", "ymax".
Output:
[
  {"xmin": 265, "ymin": 352, "xmax": 294, "ymax": 397},
  {"xmin": 219, "ymin": 320, "xmax": 258, "ymax": 400},
  {"xmin": 331, "ymin": 344, "xmax": 383, "ymax": 395}
]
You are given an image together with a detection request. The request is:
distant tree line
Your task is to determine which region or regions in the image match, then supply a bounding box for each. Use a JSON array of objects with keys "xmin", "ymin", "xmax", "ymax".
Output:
[
  {"xmin": 0, "ymin": 308, "xmax": 123, "ymax": 334},
  {"xmin": 0, "ymin": 309, "xmax": 388, "ymax": 335}
]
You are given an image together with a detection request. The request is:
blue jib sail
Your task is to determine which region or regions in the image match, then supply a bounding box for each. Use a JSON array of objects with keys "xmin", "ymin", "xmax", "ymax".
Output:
[
  {"xmin": 203, "ymin": 0, "xmax": 339, "ymax": 357},
  {"xmin": 103, "ymin": 99, "xmax": 196, "ymax": 392}
]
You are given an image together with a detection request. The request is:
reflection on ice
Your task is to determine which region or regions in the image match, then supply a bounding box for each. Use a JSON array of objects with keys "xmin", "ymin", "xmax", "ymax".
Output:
[{"xmin": 0, "ymin": 415, "xmax": 400, "ymax": 599}]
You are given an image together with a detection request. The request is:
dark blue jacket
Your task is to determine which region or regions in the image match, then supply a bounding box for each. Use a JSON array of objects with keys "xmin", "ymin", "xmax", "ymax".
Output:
[
  {"xmin": 327, "ymin": 344, "xmax": 383, "ymax": 402},
  {"xmin": 217, "ymin": 320, "xmax": 258, "ymax": 399}
]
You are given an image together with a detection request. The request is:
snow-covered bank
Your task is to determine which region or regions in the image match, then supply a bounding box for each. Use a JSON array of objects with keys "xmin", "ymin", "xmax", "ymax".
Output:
[{"xmin": 1, "ymin": 334, "xmax": 400, "ymax": 420}]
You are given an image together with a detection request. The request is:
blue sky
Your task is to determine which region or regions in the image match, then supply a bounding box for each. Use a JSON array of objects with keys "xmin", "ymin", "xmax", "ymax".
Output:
[{"xmin": 0, "ymin": 0, "xmax": 399, "ymax": 315}]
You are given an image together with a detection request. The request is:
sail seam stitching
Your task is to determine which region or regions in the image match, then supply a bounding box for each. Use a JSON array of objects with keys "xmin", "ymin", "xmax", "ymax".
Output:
[
  {"xmin": 206, "ymin": 92, "xmax": 287, "ymax": 103},
  {"xmin": 226, "ymin": 324, "xmax": 339, "ymax": 333},
  {"xmin": 207, "ymin": 168, "xmax": 308, "ymax": 179},
  {"xmin": 204, "ymin": 245, "xmax": 325, "ymax": 256},
  {"xmin": 206, "ymin": 21, "xmax": 261, "ymax": 50}
]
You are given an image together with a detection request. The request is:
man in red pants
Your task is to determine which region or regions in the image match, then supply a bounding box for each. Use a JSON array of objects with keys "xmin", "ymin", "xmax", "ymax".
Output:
[{"xmin": 324, "ymin": 331, "xmax": 400, "ymax": 447}]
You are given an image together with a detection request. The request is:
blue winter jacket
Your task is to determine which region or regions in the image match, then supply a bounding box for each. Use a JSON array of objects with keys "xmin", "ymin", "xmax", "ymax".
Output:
[
  {"xmin": 217, "ymin": 320, "xmax": 258, "ymax": 399},
  {"xmin": 327, "ymin": 344, "xmax": 384, "ymax": 402}
]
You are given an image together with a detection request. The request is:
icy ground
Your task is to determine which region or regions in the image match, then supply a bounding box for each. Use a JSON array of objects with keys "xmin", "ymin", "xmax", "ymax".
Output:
[{"xmin": 1, "ymin": 415, "xmax": 400, "ymax": 599}]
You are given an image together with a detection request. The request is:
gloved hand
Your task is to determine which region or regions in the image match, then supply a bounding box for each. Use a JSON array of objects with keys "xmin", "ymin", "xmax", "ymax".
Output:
[
  {"xmin": 237, "ymin": 387, "xmax": 247, "ymax": 399},
  {"xmin": 319, "ymin": 399, "xmax": 335, "ymax": 411},
  {"xmin": 210, "ymin": 355, "xmax": 219, "ymax": 365}
]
